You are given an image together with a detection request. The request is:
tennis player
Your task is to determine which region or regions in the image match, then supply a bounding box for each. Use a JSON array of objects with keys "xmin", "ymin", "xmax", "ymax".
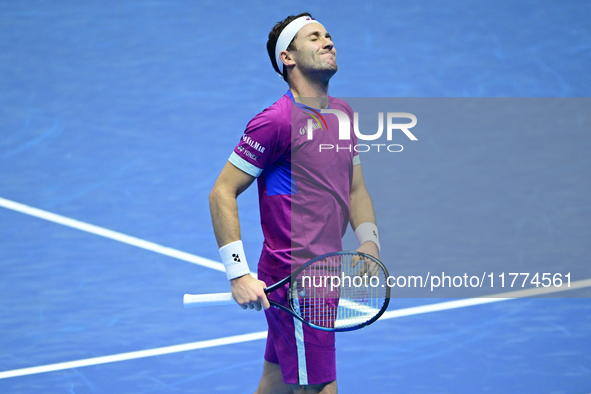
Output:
[{"xmin": 209, "ymin": 13, "xmax": 380, "ymax": 394}]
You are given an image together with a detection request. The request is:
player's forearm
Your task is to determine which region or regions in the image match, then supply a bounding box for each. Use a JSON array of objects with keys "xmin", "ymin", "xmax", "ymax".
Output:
[
  {"xmin": 209, "ymin": 186, "xmax": 242, "ymax": 248},
  {"xmin": 349, "ymin": 186, "xmax": 377, "ymax": 230}
]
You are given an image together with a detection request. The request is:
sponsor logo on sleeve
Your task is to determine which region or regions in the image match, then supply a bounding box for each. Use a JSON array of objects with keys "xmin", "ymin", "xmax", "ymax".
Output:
[
  {"xmin": 242, "ymin": 135, "xmax": 266, "ymax": 153},
  {"xmin": 237, "ymin": 145, "xmax": 258, "ymax": 161}
]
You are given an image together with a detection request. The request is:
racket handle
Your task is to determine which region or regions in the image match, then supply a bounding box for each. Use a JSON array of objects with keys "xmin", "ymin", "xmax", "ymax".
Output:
[{"xmin": 183, "ymin": 292, "xmax": 235, "ymax": 308}]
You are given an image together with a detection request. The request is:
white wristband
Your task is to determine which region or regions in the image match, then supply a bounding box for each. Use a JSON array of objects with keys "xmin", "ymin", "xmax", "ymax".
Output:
[
  {"xmin": 354, "ymin": 222, "xmax": 381, "ymax": 252},
  {"xmin": 219, "ymin": 240, "xmax": 250, "ymax": 280}
]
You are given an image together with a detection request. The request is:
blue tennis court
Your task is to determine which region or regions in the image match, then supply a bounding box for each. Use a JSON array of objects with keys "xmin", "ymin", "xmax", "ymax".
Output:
[{"xmin": 1, "ymin": 1, "xmax": 590, "ymax": 393}]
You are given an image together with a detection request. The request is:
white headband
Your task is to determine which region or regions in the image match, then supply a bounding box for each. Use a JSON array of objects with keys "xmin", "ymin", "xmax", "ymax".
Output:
[{"xmin": 275, "ymin": 16, "xmax": 320, "ymax": 74}]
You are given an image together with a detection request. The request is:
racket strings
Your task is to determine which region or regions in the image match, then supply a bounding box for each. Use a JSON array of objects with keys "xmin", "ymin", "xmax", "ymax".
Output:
[{"xmin": 292, "ymin": 252, "xmax": 387, "ymax": 329}]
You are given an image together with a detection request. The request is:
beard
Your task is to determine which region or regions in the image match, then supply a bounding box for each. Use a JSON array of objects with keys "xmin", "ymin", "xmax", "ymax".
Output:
[{"xmin": 303, "ymin": 53, "xmax": 338, "ymax": 82}]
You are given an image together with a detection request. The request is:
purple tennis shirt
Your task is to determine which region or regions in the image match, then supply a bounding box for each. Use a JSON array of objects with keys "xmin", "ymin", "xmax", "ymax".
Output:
[{"xmin": 230, "ymin": 92, "xmax": 359, "ymax": 277}]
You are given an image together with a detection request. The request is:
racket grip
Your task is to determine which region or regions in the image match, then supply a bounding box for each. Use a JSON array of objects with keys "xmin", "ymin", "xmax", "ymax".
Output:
[{"xmin": 183, "ymin": 293, "xmax": 235, "ymax": 308}]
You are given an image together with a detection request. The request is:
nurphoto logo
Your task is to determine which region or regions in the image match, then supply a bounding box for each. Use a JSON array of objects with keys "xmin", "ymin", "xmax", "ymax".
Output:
[{"xmin": 305, "ymin": 109, "xmax": 418, "ymax": 153}]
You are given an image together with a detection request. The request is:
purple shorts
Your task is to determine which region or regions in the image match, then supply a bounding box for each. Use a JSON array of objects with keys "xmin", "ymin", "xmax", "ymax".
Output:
[{"xmin": 259, "ymin": 269, "xmax": 336, "ymax": 385}]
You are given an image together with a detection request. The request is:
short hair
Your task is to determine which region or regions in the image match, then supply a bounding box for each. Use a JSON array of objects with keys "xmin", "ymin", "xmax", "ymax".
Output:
[{"xmin": 267, "ymin": 12, "xmax": 313, "ymax": 82}]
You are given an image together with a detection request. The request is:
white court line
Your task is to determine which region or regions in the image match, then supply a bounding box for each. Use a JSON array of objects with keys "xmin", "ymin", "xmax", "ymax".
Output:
[
  {"xmin": 0, "ymin": 332, "xmax": 268, "ymax": 380},
  {"xmin": 335, "ymin": 278, "xmax": 591, "ymax": 327},
  {"xmin": 379, "ymin": 277, "xmax": 591, "ymax": 319},
  {"xmin": 0, "ymin": 196, "xmax": 259, "ymax": 275},
  {"xmin": 1, "ymin": 278, "xmax": 590, "ymax": 380}
]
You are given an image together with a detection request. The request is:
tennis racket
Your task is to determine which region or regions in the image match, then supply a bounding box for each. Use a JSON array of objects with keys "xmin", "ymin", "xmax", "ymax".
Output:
[{"xmin": 184, "ymin": 251, "xmax": 390, "ymax": 332}]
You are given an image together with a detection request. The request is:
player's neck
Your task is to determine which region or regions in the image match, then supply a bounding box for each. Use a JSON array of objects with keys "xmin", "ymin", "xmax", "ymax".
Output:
[{"xmin": 288, "ymin": 75, "xmax": 330, "ymax": 109}]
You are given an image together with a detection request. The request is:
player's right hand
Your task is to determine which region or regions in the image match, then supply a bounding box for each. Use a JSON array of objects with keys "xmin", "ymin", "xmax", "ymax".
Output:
[{"xmin": 230, "ymin": 274, "xmax": 270, "ymax": 311}]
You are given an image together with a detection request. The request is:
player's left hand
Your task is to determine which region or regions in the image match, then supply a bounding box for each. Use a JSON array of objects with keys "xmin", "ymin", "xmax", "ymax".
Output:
[
  {"xmin": 353, "ymin": 241, "xmax": 380, "ymax": 277},
  {"xmin": 356, "ymin": 241, "xmax": 379, "ymax": 260}
]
